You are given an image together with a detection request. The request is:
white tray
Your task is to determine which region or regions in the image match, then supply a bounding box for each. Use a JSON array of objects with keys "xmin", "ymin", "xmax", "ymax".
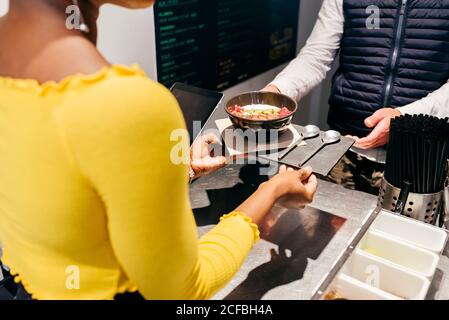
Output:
[
  {"xmin": 371, "ymin": 211, "xmax": 448, "ymax": 254},
  {"xmin": 340, "ymin": 249, "xmax": 430, "ymax": 300},
  {"xmin": 357, "ymin": 230, "xmax": 440, "ymax": 278},
  {"xmin": 332, "ymin": 274, "xmax": 401, "ymax": 300}
]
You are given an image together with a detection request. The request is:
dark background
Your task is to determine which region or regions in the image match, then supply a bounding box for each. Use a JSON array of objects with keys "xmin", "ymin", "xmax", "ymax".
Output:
[{"xmin": 154, "ymin": 0, "xmax": 301, "ymax": 91}]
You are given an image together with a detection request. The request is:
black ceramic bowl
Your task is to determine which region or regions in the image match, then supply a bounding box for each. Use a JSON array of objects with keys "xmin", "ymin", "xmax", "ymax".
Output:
[{"xmin": 225, "ymin": 91, "xmax": 298, "ymax": 132}]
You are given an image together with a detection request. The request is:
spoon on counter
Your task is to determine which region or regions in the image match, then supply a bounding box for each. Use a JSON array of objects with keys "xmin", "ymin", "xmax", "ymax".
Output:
[
  {"xmin": 298, "ymin": 130, "xmax": 342, "ymax": 166},
  {"xmin": 278, "ymin": 125, "xmax": 321, "ymax": 160}
]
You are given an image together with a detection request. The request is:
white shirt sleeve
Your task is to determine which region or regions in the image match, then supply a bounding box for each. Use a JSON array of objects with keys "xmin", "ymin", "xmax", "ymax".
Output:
[
  {"xmin": 398, "ymin": 80, "xmax": 449, "ymax": 118},
  {"xmin": 270, "ymin": 0, "xmax": 344, "ymax": 102}
]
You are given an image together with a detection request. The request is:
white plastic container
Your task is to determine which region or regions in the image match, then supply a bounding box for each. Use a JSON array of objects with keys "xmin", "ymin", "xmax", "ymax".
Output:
[
  {"xmin": 357, "ymin": 230, "xmax": 439, "ymax": 278},
  {"xmin": 332, "ymin": 274, "xmax": 401, "ymax": 300},
  {"xmin": 371, "ymin": 211, "xmax": 448, "ymax": 254},
  {"xmin": 340, "ymin": 250, "xmax": 430, "ymax": 300}
]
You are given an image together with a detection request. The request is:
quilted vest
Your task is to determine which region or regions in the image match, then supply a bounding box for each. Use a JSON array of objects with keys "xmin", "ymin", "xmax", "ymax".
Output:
[{"xmin": 328, "ymin": 0, "xmax": 449, "ymax": 136}]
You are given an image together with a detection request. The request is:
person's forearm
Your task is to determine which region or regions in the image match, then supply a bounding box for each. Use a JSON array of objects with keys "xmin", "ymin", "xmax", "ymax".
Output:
[
  {"xmin": 236, "ymin": 181, "xmax": 282, "ymax": 226},
  {"xmin": 270, "ymin": 0, "xmax": 344, "ymax": 101},
  {"xmin": 398, "ymin": 80, "xmax": 449, "ymax": 118}
]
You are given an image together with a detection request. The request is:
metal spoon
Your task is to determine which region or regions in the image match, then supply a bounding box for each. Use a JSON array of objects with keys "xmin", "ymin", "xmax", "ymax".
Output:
[
  {"xmin": 299, "ymin": 130, "xmax": 341, "ymax": 166},
  {"xmin": 302, "ymin": 125, "xmax": 321, "ymax": 139},
  {"xmin": 278, "ymin": 125, "xmax": 321, "ymax": 160}
]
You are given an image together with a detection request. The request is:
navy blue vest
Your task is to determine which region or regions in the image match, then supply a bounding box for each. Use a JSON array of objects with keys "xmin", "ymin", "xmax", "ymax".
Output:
[{"xmin": 328, "ymin": 0, "xmax": 449, "ymax": 137}]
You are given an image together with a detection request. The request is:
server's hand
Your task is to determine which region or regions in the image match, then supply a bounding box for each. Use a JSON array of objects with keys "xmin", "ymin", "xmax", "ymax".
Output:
[
  {"xmin": 190, "ymin": 133, "xmax": 226, "ymax": 179},
  {"xmin": 355, "ymin": 108, "xmax": 402, "ymax": 149},
  {"xmin": 261, "ymin": 84, "xmax": 281, "ymax": 94}
]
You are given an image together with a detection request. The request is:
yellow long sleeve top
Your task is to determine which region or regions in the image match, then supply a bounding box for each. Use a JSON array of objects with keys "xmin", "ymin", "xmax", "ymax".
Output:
[{"xmin": 0, "ymin": 65, "xmax": 259, "ymax": 300}]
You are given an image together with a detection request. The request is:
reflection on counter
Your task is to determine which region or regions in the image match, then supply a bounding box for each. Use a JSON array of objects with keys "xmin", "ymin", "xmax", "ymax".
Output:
[
  {"xmin": 224, "ymin": 207, "xmax": 345, "ymax": 300},
  {"xmin": 193, "ymin": 163, "xmax": 381, "ymax": 300}
]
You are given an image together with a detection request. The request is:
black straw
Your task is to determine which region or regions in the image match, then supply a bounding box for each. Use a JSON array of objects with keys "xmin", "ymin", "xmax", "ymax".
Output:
[{"xmin": 385, "ymin": 115, "xmax": 449, "ymax": 194}]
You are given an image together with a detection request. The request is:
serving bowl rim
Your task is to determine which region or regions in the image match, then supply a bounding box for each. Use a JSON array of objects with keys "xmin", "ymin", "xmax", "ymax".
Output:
[{"xmin": 225, "ymin": 91, "xmax": 298, "ymax": 123}]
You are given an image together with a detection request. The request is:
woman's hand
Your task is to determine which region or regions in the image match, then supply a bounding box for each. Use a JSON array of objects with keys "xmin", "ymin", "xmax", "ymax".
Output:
[
  {"xmin": 190, "ymin": 133, "xmax": 226, "ymax": 180},
  {"xmin": 236, "ymin": 165, "xmax": 318, "ymax": 226},
  {"xmin": 267, "ymin": 165, "xmax": 317, "ymax": 204}
]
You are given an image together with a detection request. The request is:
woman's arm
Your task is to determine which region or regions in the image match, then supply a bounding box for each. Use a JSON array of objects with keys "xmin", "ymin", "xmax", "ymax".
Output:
[
  {"xmin": 59, "ymin": 75, "xmax": 236, "ymax": 299},
  {"xmin": 57, "ymin": 73, "xmax": 316, "ymax": 299}
]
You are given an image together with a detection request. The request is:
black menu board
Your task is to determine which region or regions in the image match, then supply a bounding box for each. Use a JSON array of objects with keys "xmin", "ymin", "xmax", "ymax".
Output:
[{"xmin": 154, "ymin": 0, "xmax": 301, "ymax": 90}]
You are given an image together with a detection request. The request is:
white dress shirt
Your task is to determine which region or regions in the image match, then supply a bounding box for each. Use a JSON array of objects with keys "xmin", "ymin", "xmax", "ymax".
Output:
[{"xmin": 270, "ymin": 0, "xmax": 449, "ymax": 119}]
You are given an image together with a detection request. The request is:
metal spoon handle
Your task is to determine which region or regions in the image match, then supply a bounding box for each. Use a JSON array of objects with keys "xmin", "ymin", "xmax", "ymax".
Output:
[
  {"xmin": 278, "ymin": 136, "xmax": 304, "ymax": 160},
  {"xmin": 299, "ymin": 142, "xmax": 325, "ymax": 167}
]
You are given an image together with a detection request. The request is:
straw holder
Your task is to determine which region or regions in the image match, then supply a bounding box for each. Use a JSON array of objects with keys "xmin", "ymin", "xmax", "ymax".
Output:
[
  {"xmin": 444, "ymin": 172, "xmax": 449, "ymax": 229},
  {"xmin": 378, "ymin": 178, "xmax": 443, "ymax": 225}
]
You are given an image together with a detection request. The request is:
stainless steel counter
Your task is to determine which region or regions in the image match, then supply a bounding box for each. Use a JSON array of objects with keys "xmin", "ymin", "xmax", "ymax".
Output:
[{"xmin": 191, "ymin": 164, "xmax": 449, "ymax": 300}]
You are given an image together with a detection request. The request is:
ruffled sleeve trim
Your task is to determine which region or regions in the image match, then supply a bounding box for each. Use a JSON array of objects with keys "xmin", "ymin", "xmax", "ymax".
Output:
[
  {"xmin": 1, "ymin": 249, "xmax": 138, "ymax": 300},
  {"xmin": 1, "ymin": 252, "xmax": 39, "ymax": 300},
  {"xmin": 220, "ymin": 211, "xmax": 260, "ymax": 243}
]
